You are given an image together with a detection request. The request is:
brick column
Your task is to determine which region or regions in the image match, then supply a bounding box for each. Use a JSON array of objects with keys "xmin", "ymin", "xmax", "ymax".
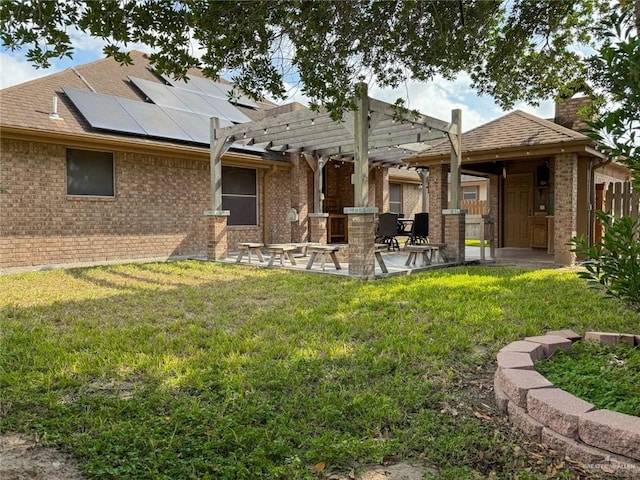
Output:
[
  {"xmin": 204, "ymin": 210, "xmax": 230, "ymax": 260},
  {"xmin": 428, "ymin": 164, "xmax": 448, "ymax": 243},
  {"xmin": 443, "ymin": 209, "xmax": 466, "ymax": 263},
  {"xmin": 309, "ymin": 213, "xmax": 328, "ymax": 244},
  {"xmin": 553, "ymin": 153, "xmax": 578, "ymax": 265},
  {"xmin": 345, "ymin": 206, "xmax": 378, "ymax": 278}
]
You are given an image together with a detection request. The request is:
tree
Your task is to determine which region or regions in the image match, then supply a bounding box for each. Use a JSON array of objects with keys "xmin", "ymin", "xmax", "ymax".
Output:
[
  {"xmin": 1, "ymin": 0, "xmax": 607, "ymax": 115},
  {"xmin": 585, "ymin": 0, "xmax": 640, "ymax": 187}
]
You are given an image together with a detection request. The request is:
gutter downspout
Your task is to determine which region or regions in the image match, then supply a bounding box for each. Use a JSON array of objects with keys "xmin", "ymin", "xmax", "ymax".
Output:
[
  {"xmin": 588, "ymin": 157, "xmax": 612, "ymax": 246},
  {"xmin": 263, "ymin": 165, "xmax": 278, "ymax": 243}
]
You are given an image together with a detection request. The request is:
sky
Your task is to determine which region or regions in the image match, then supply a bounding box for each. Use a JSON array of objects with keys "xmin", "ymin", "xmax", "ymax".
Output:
[{"xmin": 0, "ymin": 34, "xmax": 557, "ymax": 133}]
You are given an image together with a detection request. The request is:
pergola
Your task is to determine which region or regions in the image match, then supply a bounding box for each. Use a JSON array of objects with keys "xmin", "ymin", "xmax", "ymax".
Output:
[{"xmin": 206, "ymin": 83, "xmax": 465, "ymax": 278}]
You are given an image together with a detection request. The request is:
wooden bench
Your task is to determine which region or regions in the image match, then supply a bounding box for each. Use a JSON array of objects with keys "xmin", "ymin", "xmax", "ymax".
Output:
[
  {"xmin": 305, "ymin": 245, "xmax": 341, "ymax": 271},
  {"xmin": 404, "ymin": 244, "xmax": 447, "ymax": 267},
  {"xmin": 290, "ymin": 242, "xmax": 321, "ymax": 257},
  {"xmin": 266, "ymin": 244, "xmax": 297, "ymax": 267},
  {"xmin": 374, "ymin": 243, "xmax": 389, "ymax": 274},
  {"xmin": 235, "ymin": 242, "xmax": 264, "ymax": 264},
  {"xmin": 428, "ymin": 243, "xmax": 448, "ymax": 263}
]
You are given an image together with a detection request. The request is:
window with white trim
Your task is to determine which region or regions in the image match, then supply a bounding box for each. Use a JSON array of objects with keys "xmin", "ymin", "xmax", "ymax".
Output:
[
  {"xmin": 66, "ymin": 149, "xmax": 114, "ymax": 196},
  {"xmin": 222, "ymin": 166, "xmax": 257, "ymax": 226}
]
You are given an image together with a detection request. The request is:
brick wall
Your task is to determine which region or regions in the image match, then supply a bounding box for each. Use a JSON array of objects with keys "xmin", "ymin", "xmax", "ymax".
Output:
[
  {"xmin": 402, "ymin": 182, "xmax": 423, "ymax": 217},
  {"xmin": 554, "ymin": 97, "xmax": 592, "ymax": 132},
  {"xmin": 265, "ymin": 168, "xmax": 293, "ymax": 244},
  {"xmin": 1, "ymin": 139, "xmax": 210, "ymax": 268},
  {"xmin": 553, "ymin": 153, "xmax": 578, "ymax": 265},
  {"xmin": 428, "ymin": 164, "xmax": 448, "ymax": 243}
]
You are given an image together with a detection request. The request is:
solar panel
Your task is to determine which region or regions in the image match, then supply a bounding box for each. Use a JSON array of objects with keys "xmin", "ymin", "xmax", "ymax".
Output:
[
  {"xmin": 168, "ymin": 87, "xmax": 224, "ymax": 118},
  {"xmin": 64, "ymin": 86, "xmax": 248, "ymax": 148},
  {"xmin": 160, "ymin": 74, "xmax": 204, "ymax": 95},
  {"xmin": 201, "ymin": 95, "xmax": 251, "ymax": 124},
  {"xmin": 185, "ymin": 76, "xmax": 228, "ymax": 98},
  {"xmin": 115, "ymin": 97, "xmax": 193, "ymax": 142},
  {"xmin": 158, "ymin": 107, "xmax": 232, "ymax": 144},
  {"xmin": 63, "ymin": 87, "xmax": 146, "ymax": 135},
  {"xmin": 161, "ymin": 73, "xmax": 258, "ymax": 109},
  {"xmin": 129, "ymin": 77, "xmax": 191, "ymax": 112}
]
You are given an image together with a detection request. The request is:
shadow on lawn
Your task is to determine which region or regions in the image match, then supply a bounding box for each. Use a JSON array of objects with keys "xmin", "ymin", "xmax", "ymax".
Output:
[{"xmin": 1, "ymin": 262, "xmax": 637, "ymax": 479}]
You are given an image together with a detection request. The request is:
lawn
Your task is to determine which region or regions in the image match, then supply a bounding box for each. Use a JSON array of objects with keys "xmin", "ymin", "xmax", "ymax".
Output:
[{"xmin": 1, "ymin": 262, "xmax": 638, "ymax": 479}]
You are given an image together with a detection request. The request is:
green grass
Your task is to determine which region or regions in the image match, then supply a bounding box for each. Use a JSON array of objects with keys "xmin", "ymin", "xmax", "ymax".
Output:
[
  {"xmin": 535, "ymin": 341, "xmax": 640, "ymax": 416},
  {"xmin": 1, "ymin": 262, "xmax": 638, "ymax": 479},
  {"xmin": 465, "ymin": 239, "xmax": 489, "ymax": 247}
]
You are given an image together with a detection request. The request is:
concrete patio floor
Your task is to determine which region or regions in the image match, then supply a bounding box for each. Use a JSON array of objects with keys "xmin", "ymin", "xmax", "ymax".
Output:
[{"xmin": 224, "ymin": 246, "xmax": 559, "ymax": 278}]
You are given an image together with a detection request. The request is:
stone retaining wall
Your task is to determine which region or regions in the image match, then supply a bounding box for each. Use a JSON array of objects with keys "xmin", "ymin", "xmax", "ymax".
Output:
[{"xmin": 494, "ymin": 330, "xmax": 640, "ymax": 478}]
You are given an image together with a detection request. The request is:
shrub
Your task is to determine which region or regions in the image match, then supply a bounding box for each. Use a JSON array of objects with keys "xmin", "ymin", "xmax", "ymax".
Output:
[{"xmin": 570, "ymin": 211, "xmax": 640, "ymax": 310}]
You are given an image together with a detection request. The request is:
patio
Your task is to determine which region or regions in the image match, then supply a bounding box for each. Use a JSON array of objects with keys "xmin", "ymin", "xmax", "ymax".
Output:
[{"xmin": 224, "ymin": 245, "xmax": 557, "ymax": 278}]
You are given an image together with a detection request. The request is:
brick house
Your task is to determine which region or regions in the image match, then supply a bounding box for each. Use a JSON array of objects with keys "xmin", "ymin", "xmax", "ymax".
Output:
[
  {"xmin": 1, "ymin": 52, "xmax": 435, "ymax": 271},
  {"xmin": 408, "ymin": 97, "xmax": 631, "ymax": 265}
]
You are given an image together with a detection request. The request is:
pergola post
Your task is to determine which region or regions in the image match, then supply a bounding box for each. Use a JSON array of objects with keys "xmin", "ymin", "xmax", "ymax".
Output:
[
  {"xmin": 307, "ymin": 154, "xmax": 329, "ymax": 244},
  {"xmin": 418, "ymin": 169, "xmax": 429, "ymax": 212},
  {"xmin": 353, "ymin": 83, "xmax": 369, "ymax": 207},
  {"xmin": 346, "ymin": 83, "xmax": 377, "ymax": 278},
  {"xmin": 205, "ymin": 117, "xmax": 232, "ymax": 260},
  {"xmin": 443, "ymin": 108, "xmax": 466, "ymax": 264},
  {"xmin": 449, "ymin": 109, "xmax": 462, "ymax": 209}
]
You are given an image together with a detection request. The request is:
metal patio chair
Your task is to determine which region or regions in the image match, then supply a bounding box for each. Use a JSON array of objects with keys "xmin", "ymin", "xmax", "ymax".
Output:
[
  {"xmin": 375, "ymin": 213, "xmax": 400, "ymax": 251},
  {"xmin": 407, "ymin": 212, "xmax": 429, "ymax": 245}
]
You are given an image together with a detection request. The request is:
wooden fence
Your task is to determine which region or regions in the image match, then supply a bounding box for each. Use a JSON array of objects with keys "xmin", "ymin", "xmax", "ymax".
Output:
[
  {"xmin": 595, "ymin": 181, "xmax": 639, "ymax": 218},
  {"xmin": 448, "ymin": 200, "xmax": 487, "ymax": 215},
  {"xmin": 594, "ymin": 181, "xmax": 639, "ymax": 242}
]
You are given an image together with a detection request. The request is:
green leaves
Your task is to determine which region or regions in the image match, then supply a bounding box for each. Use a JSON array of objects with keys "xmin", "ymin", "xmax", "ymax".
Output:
[
  {"xmin": 1, "ymin": 0, "xmax": 607, "ymax": 116},
  {"xmin": 583, "ymin": 1, "xmax": 640, "ymax": 187},
  {"xmin": 571, "ymin": 211, "xmax": 640, "ymax": 310}
]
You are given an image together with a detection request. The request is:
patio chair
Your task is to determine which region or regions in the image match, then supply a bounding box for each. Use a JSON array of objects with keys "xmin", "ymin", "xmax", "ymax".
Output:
[
  {"xmin": 407, "ymin": 212, "xmax": 429, "ymax": 245},
  {"xmin": 375, "ymin": 213, "xmax": 400, "ymax": 251}
]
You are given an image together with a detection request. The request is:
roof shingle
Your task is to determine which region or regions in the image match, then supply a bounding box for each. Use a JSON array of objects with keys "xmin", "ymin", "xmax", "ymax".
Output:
[{"xmin": 421, "ymin": 110, "xmax": 591, "ymax": 158}]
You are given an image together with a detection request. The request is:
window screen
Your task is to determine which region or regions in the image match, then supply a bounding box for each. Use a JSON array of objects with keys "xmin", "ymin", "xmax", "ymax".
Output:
[
  {"xmin": 66, "ymin": 149, "xmax": 114, "ymax": 196},
  {"xmin": 389, "ymin": 183, "xmax": 402, "ymax": 214},
  {"xmin": 222, "ymin": 166, "xmax": 257, "ymax": 226},
  {"xmin": 463, "ymin": 186, "xmax": 479, "ymax": 201}
]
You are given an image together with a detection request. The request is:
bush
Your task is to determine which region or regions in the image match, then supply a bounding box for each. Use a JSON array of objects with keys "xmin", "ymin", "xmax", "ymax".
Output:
[{"xmin": 570, "ymin": 211, "xmax": 640, "ymax": 310}]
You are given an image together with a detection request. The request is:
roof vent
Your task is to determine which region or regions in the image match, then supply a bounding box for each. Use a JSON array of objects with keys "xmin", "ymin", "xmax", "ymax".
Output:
[{"xmin": 49, "ymin": 96, "xmax": 62, "ymax": 120}]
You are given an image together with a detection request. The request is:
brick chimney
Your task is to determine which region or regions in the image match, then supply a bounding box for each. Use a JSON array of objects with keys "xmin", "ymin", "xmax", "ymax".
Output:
[{"xmin": 554, "ymin": 96, "xmax": 593, "ymax": 132}]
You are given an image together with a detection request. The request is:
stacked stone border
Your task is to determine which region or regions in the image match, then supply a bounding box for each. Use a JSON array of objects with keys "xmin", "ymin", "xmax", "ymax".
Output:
[{"xmin": 494, "ymin": 330, "xmax": 640, "ymax": 478}]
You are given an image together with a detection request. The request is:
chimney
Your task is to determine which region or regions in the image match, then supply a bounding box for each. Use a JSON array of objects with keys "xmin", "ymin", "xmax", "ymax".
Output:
[{"xmin": 554, "ymin": 96, "xmax": 592, "ymax": 132}]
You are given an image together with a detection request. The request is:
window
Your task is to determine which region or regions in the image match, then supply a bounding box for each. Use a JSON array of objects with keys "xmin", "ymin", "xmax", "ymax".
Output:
[
  {"xmin": 389, "ymin": 183, "xmax": 402, "ymax": 214},
  {"xmin": 222, "ymin": 166, "xmax": 257, "ymax": 226},
  {"xmin": 462, "ymin": 186, "xmax": 479, "ymax": 201},
  {"xmin": 66, "ymin": 149, "xmax": 114, "ymax": 196}
]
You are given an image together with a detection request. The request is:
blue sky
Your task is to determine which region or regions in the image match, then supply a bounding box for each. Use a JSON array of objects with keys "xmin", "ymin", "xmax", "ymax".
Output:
[{"xmin": 0, "ymin": 33, "xmax": 556, "ymax": 132}]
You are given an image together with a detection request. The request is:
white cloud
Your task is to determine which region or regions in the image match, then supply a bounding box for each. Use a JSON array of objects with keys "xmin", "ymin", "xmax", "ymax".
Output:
[{"xmin": 0, "ymin": 53, "xmax": 58, "ymax": 89}]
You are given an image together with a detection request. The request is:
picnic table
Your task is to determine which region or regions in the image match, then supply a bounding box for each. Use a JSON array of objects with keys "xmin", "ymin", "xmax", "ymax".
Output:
[
  {"xmin": 266, "ymin": 244, "xmax": 297, "ymax": 267},
  {"xmin": 305, "ymin": 245, "xmax": 342, "ymax": 271},
  {"xmin": 236, "ymin": 242, "xmax": 264, "ymax": 264},
  {"xmin": 374, "ymin": 243, "xmax": 389, "ymax": 273},
  {"xmin": 404, "ymin": 243, "xmax": 447, "ymax": 267}
]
